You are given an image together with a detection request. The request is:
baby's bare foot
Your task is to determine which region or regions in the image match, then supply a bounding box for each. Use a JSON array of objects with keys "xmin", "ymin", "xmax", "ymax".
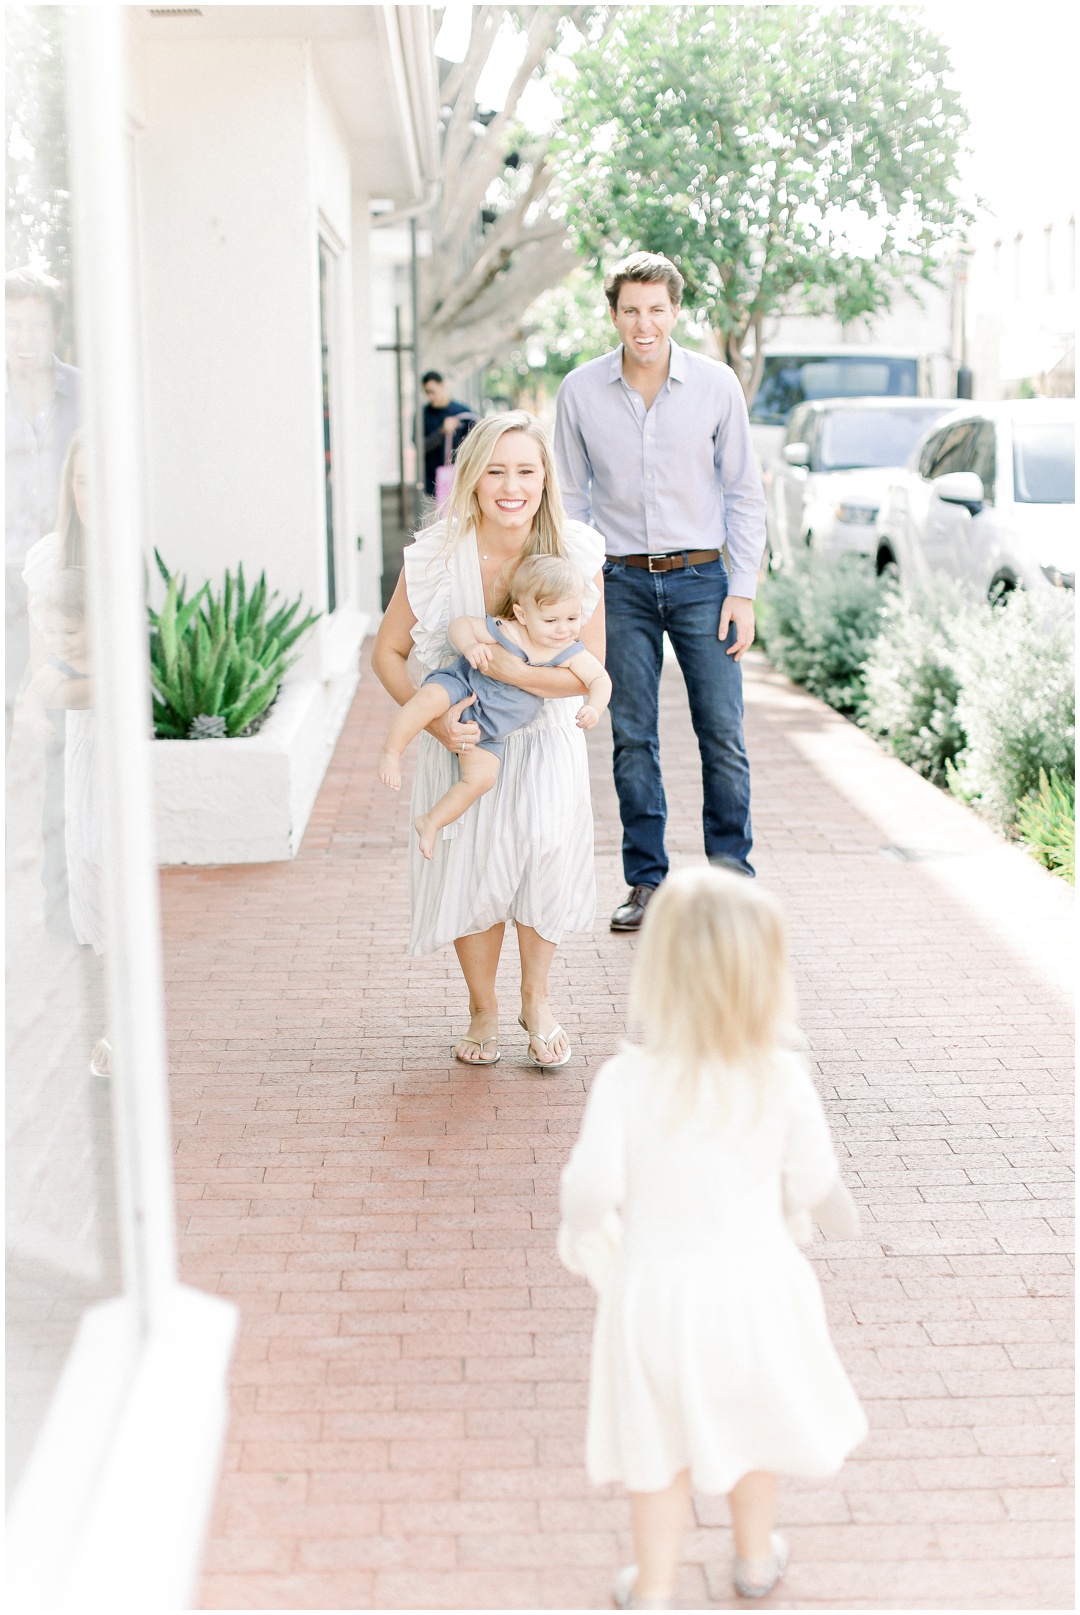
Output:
[
  {"xmin": 414, "ymin": 812, "xmax": 437, "ymax": 860},
  {"xmin": 378, "ymin": 747, "xmax": 402, "ymax": 790}
]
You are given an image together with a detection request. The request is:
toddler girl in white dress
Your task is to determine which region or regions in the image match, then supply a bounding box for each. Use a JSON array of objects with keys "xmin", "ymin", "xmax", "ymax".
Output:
[{"xmin": 558, "ymin": 867, "xmax": 867, "ymax": 1608}]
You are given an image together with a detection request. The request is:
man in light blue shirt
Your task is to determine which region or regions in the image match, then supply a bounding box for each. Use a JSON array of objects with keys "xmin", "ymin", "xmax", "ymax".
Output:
[{"xmin": 555, "ymin": 252, "xmax": 766, "ymax": 927}]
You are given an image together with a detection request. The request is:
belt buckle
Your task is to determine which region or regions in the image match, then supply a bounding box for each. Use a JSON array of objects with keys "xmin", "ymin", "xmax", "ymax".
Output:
[{"xmin": 647, "ymin": 553, "xmax": 666, "ymax": 573}]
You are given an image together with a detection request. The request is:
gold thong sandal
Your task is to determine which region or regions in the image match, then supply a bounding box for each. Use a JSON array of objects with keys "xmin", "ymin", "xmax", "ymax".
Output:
[
  {"xmin": 519, "ymin": 1016, "xmax": 572, "ymax": 1069},
  {"xmin": 451, "ymin": 1035, "xmax": 500, "ymax": 1066}
]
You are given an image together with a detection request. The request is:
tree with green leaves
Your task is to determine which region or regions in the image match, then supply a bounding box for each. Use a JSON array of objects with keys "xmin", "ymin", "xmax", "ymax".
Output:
[
  {"xmin": 5, "ymin": 6, "xmax": 71, "ymax": 317},
  {"xmin": 556, "ymin": 4, "xmax": 969, "ymax": 401}
]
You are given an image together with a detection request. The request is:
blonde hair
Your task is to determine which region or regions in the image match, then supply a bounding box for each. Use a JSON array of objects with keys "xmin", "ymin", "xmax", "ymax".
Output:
[
  {"xmin": 56, "ymin": 428, "xmax": 87, "ymax": 568},
  {"xmin": 629, "ymin": 866, "xmax": 796, "ymax": 1117},
  {"xmin": 428, "ymin": 411, "xmax": 568, "ymax": 560},
  {"xmin": 492, "ymin": 553, "xmax": 585, "ymax": 622},
  {"xmin": 36, "ymin": 566, "xmax": 86, "ymax": 620}
]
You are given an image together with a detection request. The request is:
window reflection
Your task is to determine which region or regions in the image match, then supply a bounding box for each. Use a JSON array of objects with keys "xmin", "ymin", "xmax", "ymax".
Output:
[{"xmin": 5, "ymin": 12, "xmax": 122, "ymax": 1497}]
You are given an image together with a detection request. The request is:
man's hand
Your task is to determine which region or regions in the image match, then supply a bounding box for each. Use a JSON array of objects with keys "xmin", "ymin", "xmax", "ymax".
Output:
[
  {"xmin": 441, "ymin": 416, "xmax": 461, "ymax": 438},
  {"xmin": 719, "ymin": 595, "xmax": 755, "ymax": 661}
]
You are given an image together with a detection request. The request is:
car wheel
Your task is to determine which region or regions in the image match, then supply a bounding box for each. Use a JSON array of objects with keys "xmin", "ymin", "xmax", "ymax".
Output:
[
  {"xmin": 988, "ymin": 575, "xmax": 1017, "ymax": 606},
  {"xmin": 876, "ymin": 549, "xmax": 899, "ymax": 584}
]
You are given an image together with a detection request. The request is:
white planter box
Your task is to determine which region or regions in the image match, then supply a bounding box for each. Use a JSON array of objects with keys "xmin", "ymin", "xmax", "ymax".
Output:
[{"xmin": 151, "ymin": 614, "xmax": 368, "ymax": 865}]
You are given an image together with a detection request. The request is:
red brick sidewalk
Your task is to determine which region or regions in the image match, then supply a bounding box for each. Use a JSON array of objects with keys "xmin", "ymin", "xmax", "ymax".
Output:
[{"xmin": 162, "ymin": 645, "xmax": 1073, "ymax": 1611}]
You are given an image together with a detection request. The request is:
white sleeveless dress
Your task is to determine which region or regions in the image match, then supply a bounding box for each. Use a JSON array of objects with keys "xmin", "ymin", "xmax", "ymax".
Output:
[{"xmin": 403, "ymin": 518, "xmax": 606, "ymax": 957}]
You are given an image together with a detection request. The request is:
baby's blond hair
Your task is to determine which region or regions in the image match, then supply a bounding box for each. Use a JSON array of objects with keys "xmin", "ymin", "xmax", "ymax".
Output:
[
  {"xmin": 629, "ymin": 866, "xmax": 797, "ymax": 1116},
  {"xmin": 492, "ymin": 553, "xmax": 585, "ymax": 621}
]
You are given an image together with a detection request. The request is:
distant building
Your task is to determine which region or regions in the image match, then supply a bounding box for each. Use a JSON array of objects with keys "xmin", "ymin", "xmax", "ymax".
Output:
[{"xmin": 966, "ymin": 209, "xmax": 1075, "ymax": 399}]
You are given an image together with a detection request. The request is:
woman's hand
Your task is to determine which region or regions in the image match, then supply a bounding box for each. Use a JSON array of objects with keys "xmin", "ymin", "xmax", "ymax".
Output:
[{"xmin": 426, "ymin": 694, "xmax": 481, "ymax": 752}]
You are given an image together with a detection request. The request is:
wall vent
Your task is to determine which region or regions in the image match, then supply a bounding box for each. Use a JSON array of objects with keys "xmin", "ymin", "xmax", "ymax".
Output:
[{"xmin": 147, "ymin": 8, "xmax": 203, "ymax": 15}]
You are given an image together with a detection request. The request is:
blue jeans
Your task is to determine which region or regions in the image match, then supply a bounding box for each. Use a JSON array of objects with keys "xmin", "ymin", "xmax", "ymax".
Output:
[{"xmin": 603, "ymin": 556, "xmax": 753, "ymax": 885}]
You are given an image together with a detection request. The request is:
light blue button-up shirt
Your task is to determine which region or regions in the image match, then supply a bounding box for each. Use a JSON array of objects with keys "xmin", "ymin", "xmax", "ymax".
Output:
[{"xmin": 554, "ymin": 339, "xmax": 767, "ymax": 599}]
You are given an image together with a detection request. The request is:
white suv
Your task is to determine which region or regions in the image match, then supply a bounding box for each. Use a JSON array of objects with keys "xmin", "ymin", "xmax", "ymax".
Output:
[{"xmin": 875, "ymin": 399, "xmax": 1075, "ymax": 599}]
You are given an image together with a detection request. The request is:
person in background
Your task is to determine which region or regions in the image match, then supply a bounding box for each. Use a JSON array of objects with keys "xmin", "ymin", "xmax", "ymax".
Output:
[
  {"xmin": 558, "ymin": 867, "xmax": 866, "ymax": 1609},
  {"xmin": 554, "ymin": 251, "xmax": 766, "ymax": 933},
  {"xmin": 421, "ymin": 369, "xmax": 476, "ymax": 498},
  {"xmin": 6, "ymin": 265, "xmax": 81, "ymax": 739}
]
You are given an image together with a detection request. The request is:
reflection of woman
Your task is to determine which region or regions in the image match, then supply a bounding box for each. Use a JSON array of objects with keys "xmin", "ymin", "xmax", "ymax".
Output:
[
  {"xmin": 20, "ymin": 433, "xmax": 108, "ymax": 1070},
  {"xmin": 373, "ymin": 413, "xmax": 606, "ymax": 1067}
]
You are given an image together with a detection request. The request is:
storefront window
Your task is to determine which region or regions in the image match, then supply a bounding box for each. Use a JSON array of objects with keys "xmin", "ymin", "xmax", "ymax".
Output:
[{"xmin": 5, "ymin": 4, "xmax": 126, "ymax": 1497}]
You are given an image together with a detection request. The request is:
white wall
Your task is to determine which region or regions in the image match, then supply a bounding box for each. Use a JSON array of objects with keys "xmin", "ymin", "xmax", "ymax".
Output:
[{"xmin": 133, "ymin": 37, "xmax": 382, "ymax": 683}]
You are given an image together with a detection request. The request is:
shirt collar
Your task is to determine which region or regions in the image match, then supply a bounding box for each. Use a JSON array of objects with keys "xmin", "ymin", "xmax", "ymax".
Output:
[{"xmin": 607, "ymin": 337, "xmax": 686, "ymax": 388}]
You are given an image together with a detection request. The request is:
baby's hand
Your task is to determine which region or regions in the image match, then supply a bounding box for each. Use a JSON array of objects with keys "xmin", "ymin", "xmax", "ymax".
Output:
[
  {"xmin": 465, "ymin": 643, "xmax": 493, "ymax": 672},
  {"xmin": 576, "ymin": 704, "xmax": 599, "ymax": 730}
]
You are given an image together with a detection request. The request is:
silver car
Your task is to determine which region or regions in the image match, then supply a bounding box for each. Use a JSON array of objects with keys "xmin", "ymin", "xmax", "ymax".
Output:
[
  {"xmin": 764, "ymin": 396, "xmax": 959, "ymax": 568},
  {"xmin": 875, "ymin": 399, "xmax": 1076, "ymax": 599}
]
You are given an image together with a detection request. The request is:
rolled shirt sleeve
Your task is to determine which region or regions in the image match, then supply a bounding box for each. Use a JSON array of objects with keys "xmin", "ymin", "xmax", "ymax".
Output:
[
  {"xmin": 553, "ymin": 384, "xmax": 593, "ymax": 525},
  {"xmin": 713, "ymin": 372, "xmax": 768, "ymax": 599}
]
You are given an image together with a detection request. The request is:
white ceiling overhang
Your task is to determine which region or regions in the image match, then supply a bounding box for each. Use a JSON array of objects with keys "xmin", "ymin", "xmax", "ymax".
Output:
[{"xmin": 131, "ymin": 5, "xmax": 440, "ymax": 203}]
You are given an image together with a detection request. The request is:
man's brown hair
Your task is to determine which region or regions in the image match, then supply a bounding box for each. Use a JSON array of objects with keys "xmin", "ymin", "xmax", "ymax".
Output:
[
  {"xmin": 603, "ymin": 251, "xmax": 684, "ymax": 313},
  {"xmin": 5, "ymin": 265, "xmax": 64, "ymax": 320}
]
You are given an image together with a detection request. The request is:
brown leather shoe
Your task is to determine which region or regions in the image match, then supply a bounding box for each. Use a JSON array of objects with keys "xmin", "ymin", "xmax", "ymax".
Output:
[{"xmin": 610, "ymin": 884, "xmax": 657, "ymax": 932}]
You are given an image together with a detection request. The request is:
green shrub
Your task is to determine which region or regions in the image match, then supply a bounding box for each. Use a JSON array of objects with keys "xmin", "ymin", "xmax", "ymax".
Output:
[
  {"xmin": 756, "ymin": 552, "xmax": 886, "ymax": 716},
  {"xmin": 1016, "ymin": 769, "xmax": 1075, "ymax": 884},
  {"xmin": 860, "ymin": 580, "xmax": 971, "ymax": 786},
  {"xmin": 945, "ymin": 590, "xmax": 1075, "ymax": 830},
  {"xmin": 149, "ymin": 552, "xmax": 319, "ymax": 739}
]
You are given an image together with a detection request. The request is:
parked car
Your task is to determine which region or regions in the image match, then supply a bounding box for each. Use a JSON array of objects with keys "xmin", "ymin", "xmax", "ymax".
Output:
[
  {"xmin": 874, "ymin": 399, "xmax": 1076, "ymax": 599},
  {"xmin": 749, "ymin": 346, "xmax": 928, "ymax": 471},
  {"xmin": 763, "ymin": 397, "xmax": 960, "ymax": 568}
]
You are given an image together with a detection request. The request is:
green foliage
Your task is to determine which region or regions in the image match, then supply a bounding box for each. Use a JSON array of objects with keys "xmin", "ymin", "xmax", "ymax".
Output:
[
  {"xmin": 555, "ymin": 5, "xmax": 969, "ymax": 390},
  {"xmin": 861, "ymin": 580, "xmax": 970, "ymax": 785},
  {"xmin": 1016, "ymin": 771, "xmax": 1075, "ymax": 885},
  {"xmin": 149, "ymin": 552, "xmax": 319, "ymax": 740},
  {"xmin": 5, "ymin": 6, "xmax": 72, "ymax": 341},
  {"xmin": 756, "ymin": 553, "xmax": 885, "ymax": 716},
  {"xmin": 945, "ymin": 591, "xmax": 1075, "ymax": 831}
]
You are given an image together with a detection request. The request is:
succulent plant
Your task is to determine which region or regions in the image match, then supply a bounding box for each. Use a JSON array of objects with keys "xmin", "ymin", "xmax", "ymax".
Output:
[{"xmin": 149, "ymin": 551, "xmax": 319, "ymax": 740}]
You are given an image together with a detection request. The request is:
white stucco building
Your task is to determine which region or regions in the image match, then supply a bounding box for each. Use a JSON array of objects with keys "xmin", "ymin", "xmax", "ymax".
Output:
[
  {"xmin": 6, "ymin": 10, "xmax": 439, "ymax": 1609},
  {"xmin": 129, "ymin": 5, "xmax": 439, "ymax": 862}
]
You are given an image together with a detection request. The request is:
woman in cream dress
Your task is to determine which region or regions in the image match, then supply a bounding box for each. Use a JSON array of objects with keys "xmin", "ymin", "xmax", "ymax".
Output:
[{"xmin": 372, "ymin": 412, "xmax": 606, "ymax": 1066}]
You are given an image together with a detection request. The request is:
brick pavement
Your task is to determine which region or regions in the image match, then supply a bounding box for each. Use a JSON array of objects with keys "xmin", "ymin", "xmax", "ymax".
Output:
[{"xmin": 161, "ymin": 644, "xmax": 1074, "ymax": 1611}]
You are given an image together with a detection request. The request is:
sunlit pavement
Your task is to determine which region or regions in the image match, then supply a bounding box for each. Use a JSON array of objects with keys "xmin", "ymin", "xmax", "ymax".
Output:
[{"xmin": 161, "ymin": 644, "xmax": 1073, "ymax": 1611}]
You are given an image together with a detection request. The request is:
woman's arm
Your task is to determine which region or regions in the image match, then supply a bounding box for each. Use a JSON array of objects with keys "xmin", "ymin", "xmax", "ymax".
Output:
[
  {"xmin": 484, "ymin": 569, "xmax": 607, "ymax": 698},
  {"xmin": 371, "ymin": 570, "xmax": 481, "ymax": 748}
]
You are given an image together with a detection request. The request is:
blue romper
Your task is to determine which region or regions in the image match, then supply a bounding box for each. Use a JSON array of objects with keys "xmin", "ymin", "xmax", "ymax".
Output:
[{"xmin": 423, "ymin": 615, "xmax": 585, "ymax": 761}]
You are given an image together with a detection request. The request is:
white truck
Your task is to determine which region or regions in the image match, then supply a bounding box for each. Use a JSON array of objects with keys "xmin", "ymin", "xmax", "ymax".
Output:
[{"xmin": 749, "ymin": 346, "xmax": 931, "ymax": 474}]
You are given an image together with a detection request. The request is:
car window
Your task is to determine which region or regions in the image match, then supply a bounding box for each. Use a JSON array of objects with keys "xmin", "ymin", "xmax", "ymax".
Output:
[
  {"xmin": 918, "ymin": 427, "xmax": 948, "ymax": 479},
  {"xmin": 816, "ymin": 406, "xmax": 957, "ymax": 472},
  {"xmin": 1012, "ymin": 422, "xmax": 1075, "ymax": 504},
  {"xmin": 925, "ymin": 421, "xmax": 978, "ymax": 480},
  {"xmin": 968, "ymin": 422, "xmax": 997, "ymax": 504},
  {"xmin": 750, "ymin": 355, "xmax": 920, "ymax": 425},
  {"xmin": 783, "ymin": 406, "xmax": 808, "ymax": 448}
]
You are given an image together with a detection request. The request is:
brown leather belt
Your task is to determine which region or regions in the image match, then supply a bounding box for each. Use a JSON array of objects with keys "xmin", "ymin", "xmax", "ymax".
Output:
[{"xmin": 607, "ymin": 549, "xmax": 720, "ymax": 573}]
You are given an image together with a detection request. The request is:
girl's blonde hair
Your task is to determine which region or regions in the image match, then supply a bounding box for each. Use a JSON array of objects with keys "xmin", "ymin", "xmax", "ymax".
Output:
[
  {"xmin": 629, "ymin": 866, "xmax": 796, "ymax": 1115},
  {"xmin": 491, "ymin": 553, "xmax": 585, "ymax": 622},
  {"xmin": 428, "ymin": 411, "xmax": 568, "ymax": 559}
]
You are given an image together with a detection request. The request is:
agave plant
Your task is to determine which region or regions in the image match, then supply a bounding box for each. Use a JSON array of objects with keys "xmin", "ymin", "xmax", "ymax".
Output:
[{"xmin": 149, "ymin": 551, "xmax": 319, "ymax": 739}]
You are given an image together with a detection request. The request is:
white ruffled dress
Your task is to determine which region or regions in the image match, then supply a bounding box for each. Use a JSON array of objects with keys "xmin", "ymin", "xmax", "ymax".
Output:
[
  {"xmin": 402, "ymin": 519, "xmax": 606, "ymax": 957},
  {"xmin": 559, "ymin": 1049, "xmax": 868, "ymax": 1494}
]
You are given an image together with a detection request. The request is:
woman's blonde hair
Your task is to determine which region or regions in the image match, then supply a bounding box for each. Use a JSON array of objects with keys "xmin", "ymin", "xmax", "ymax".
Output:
[
  {"xmin": 491, "ymin": 553, "xmax": 585, "ymax": 622},
  {"xmin": 629, "ymin": 866, "xmax": 796, "ymax": 1116},
  {"xmin": 429, "ymin": 410, "xmax": 568, "ymax": 559},
  {"xmin": 56, "ymin": 428, "xmax": 87, "ymax": 568}
]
